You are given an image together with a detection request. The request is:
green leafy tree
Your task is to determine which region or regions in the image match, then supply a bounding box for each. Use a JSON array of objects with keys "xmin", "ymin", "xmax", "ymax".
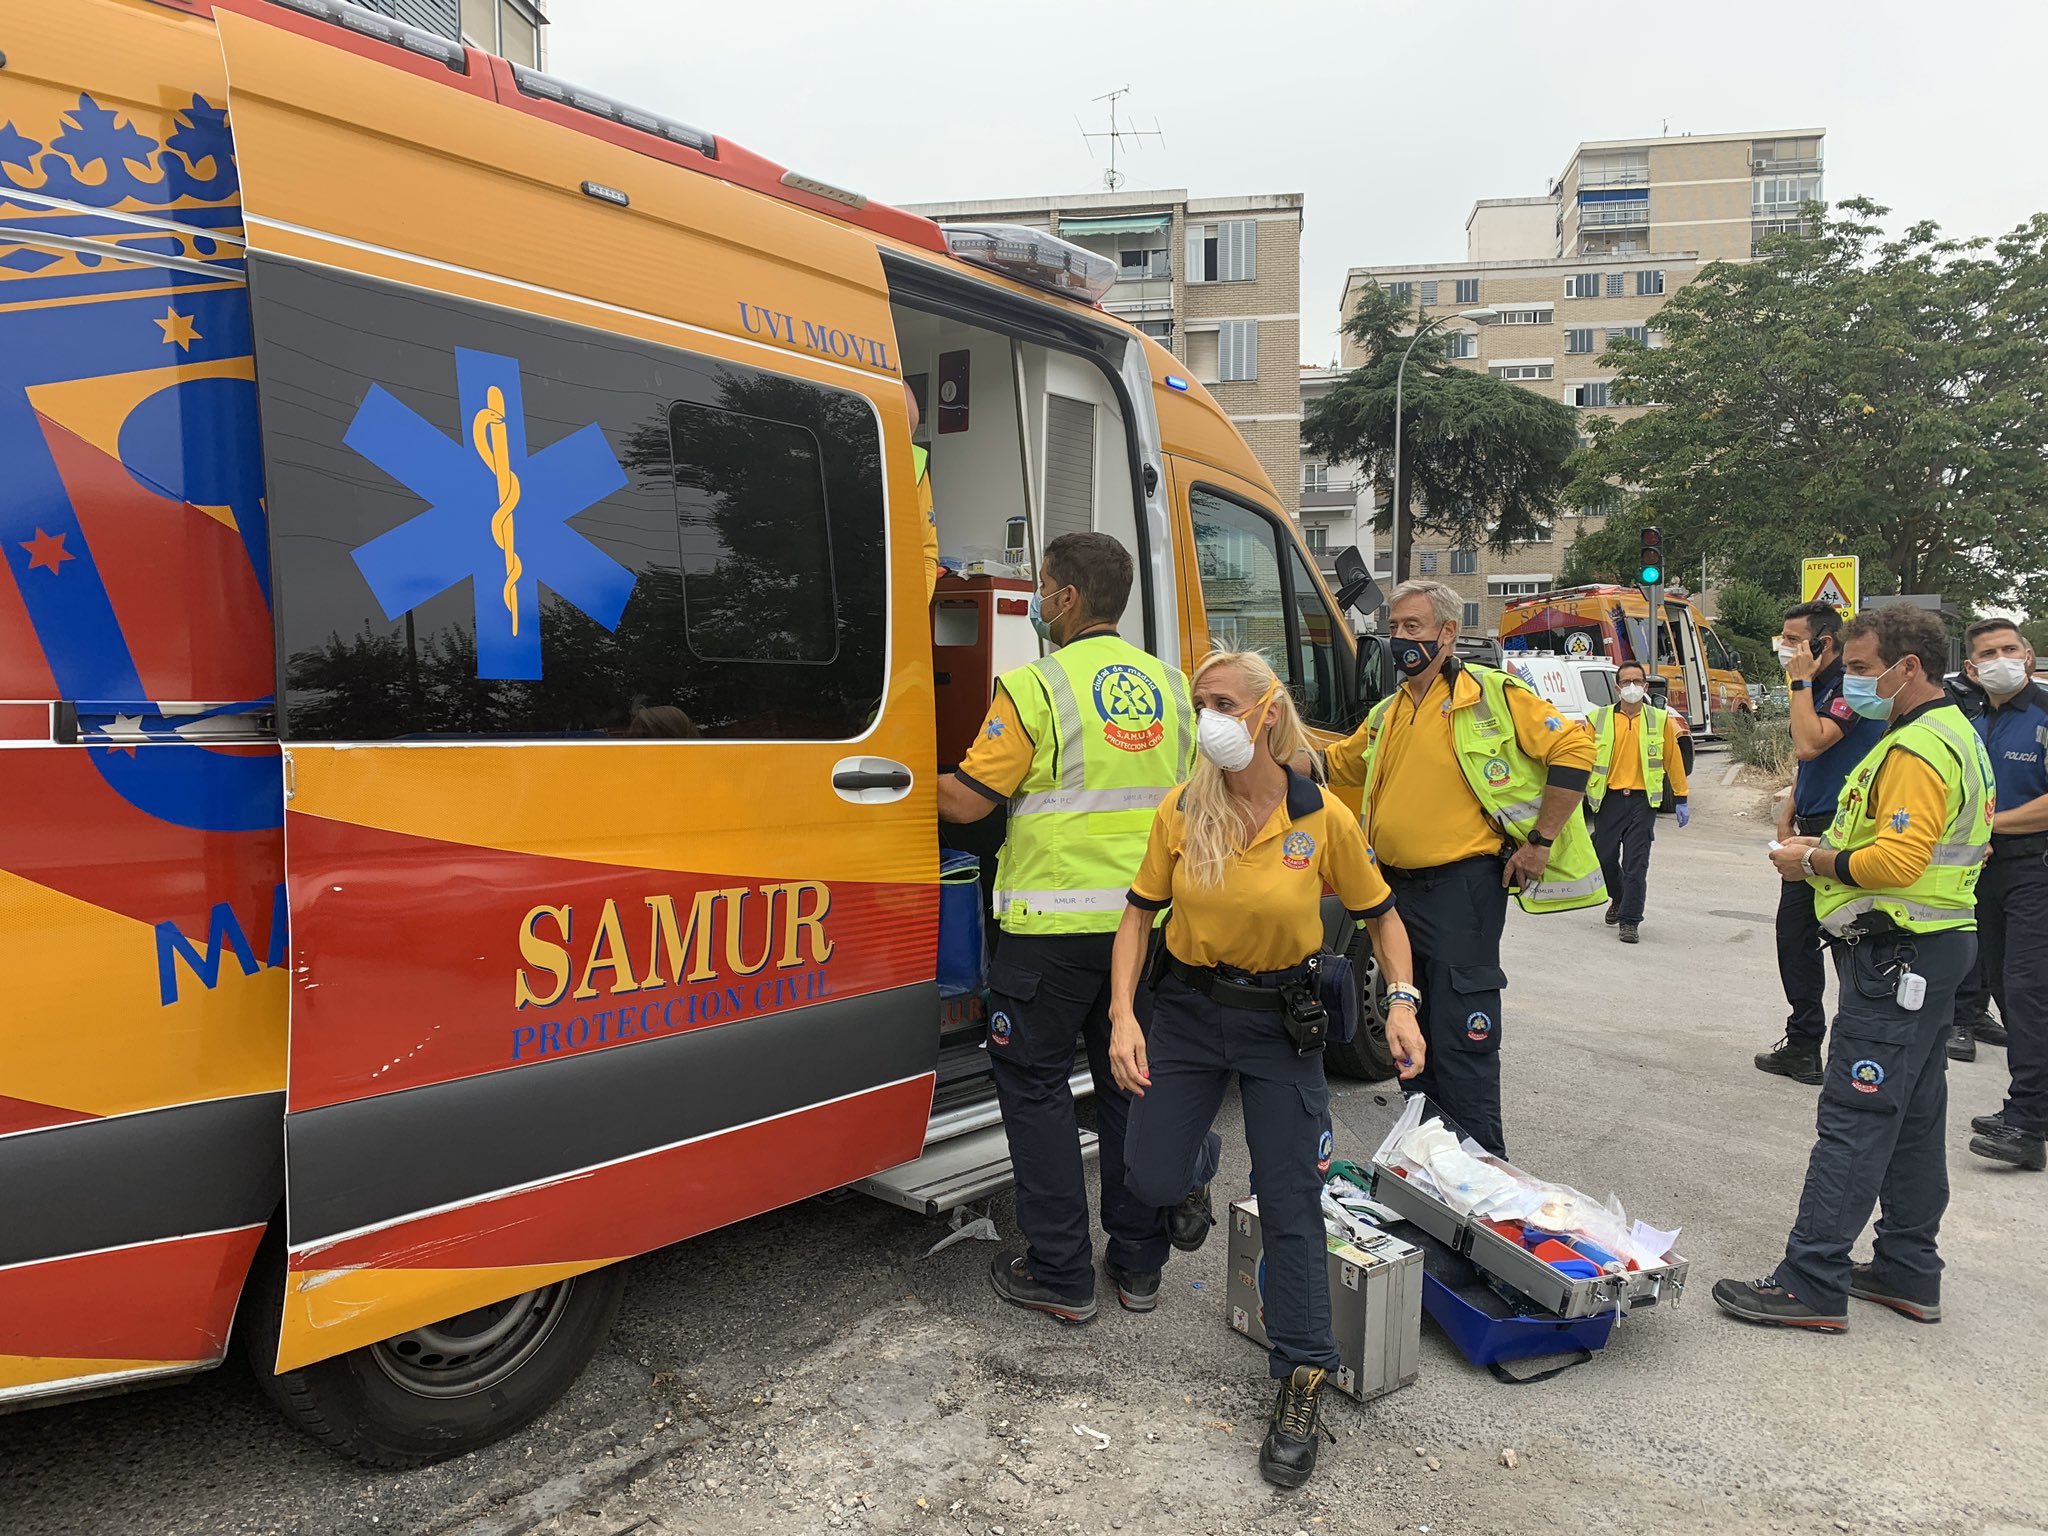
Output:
[
  {"xmin": 1567, "ymin": 199, "xmax": 2048, "ymax": 615},
  {"xmin": 1305, "ymin": 284, "xmax": 1580, "ymax": 582}
]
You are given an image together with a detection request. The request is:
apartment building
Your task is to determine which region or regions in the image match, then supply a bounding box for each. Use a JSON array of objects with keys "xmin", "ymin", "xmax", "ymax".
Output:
[
  {"xmin": 1335, "ymin": 249, "xmax": 1703, "ymax": 635},
  {"xmin": 356, "ymin": 0, "xmax": 549, "ymax": 66},
  {"xmin": 902, "ymin": 189, "xmax": 1307, "ymax": 514},
  {"xmin": 1297, "ymin": 365, "xmax": 1380, "ymax": 590},
  {"xmin": 1556, "ymin": 129, "xmax": 1825, "ymax": 262}
]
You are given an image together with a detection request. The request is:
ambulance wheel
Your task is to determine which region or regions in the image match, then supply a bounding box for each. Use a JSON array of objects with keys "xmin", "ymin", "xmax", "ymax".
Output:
[
  {"xmin": 1324, "ymin": 925, "xmax": 1396, "ymax": 1082},
  {"xmin": 242, "ymin": 1233, "xmax": 628, "ymax": 1468}
]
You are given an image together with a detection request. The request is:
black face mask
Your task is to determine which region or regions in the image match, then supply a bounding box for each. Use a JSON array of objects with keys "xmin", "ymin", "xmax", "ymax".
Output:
[{"xmin": 1392, "ymin": 634, "xmax": 1443, "ymax": 678}]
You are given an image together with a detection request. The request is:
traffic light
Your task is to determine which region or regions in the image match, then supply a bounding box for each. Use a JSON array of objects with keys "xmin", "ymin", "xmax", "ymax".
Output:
[{"xmin": 1638, "ymin": 526, "xmax": 1664, "ymax": 587}]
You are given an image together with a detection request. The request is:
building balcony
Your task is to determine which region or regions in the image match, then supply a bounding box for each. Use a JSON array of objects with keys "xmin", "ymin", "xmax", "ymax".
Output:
[
  {"xmin": 1751, "ymin": 155, "xmax": 1822, "ymax": 174},
  {"xmin": 1577, "ymin": 203, "xmax": 1650, "ymax": 230},
  {"xmin": 1578, "ymin": 167, "xmax": 1649, "ymax": 190},
  {"xmin": 1300, "ymin": 485, "xmax": 1356, "ymax": 511}
]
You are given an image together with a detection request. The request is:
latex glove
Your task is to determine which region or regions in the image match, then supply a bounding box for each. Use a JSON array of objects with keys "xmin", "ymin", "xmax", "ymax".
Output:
[{"xmin": 1675, "ymin": 802, "xmax": 1691, "ymax": 829}]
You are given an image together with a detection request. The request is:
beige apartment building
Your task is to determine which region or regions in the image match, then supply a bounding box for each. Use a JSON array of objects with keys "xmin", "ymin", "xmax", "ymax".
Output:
[
  {"xmin": 902, "ymin": 189, "xmax": 1306, "ymax": 513},
  {"xmin": 1311, "ymin": 127, "xmax": 1823, "ymax": 635}
]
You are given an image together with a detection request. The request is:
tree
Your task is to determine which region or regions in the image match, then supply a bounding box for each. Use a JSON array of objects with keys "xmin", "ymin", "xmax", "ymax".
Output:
[
  {"xmin": 1566, "ymin": 199, "xmax": 2048, "ymax": 616},
  {"xmin": 1709, "ymin": 577, "xmax": 1792, "ymax": 679},
  {"xmin": 1304, "ymin": 284, "xmax": 1580, "ymax": 583}
]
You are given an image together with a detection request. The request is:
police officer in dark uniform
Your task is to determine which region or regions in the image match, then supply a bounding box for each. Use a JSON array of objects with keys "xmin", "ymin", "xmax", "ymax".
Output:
[
  {"xmin": 1106, "ymin": 648, "xmax": 1421, "ymax": 1488},
  {"xmin": 1951, "ymin": 617, "xmax": 2048, "ymax": 1171},
  {"xmin": 1717, "ymin": 605, "xmax": 1994, "ymax": 1330},
  {"xmin": 1759, "ymin": 600, "xmax": 1888, "ymax": 1085}
]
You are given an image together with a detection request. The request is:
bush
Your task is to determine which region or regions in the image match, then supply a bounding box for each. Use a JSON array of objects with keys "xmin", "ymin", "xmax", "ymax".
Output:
[{"xmin": 1724, "ymin": 700, "xmax": 1796, "ymax": 780}]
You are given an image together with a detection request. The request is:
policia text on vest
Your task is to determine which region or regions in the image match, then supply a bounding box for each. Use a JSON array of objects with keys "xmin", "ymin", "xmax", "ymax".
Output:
[
  {"xmin": 934, "ymin": 533, "xmax": 1209, "ymax": 1324},
  {"xmin": 1321, "ymin": 581, "xmax": 1602, "ymax": 1160},
  {"xmin": 1716, "ymin": 606, "xmax": 1995, "ymax": 1331}
]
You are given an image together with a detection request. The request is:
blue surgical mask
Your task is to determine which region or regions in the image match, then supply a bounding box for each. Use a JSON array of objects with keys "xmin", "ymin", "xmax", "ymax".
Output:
[
  {"xmin": 1029, "ymin": 586, "xmax": 1069, "ymax": 643},
  {"xmin": 1842, "ymin": 658, "xmax": 1902, "ymax": 720}
]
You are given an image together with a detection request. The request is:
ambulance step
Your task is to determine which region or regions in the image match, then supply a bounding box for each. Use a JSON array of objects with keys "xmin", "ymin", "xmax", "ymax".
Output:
[{"xmin": 854, "ymin": 1122, "xmax": 1100, "ymax": 1218}]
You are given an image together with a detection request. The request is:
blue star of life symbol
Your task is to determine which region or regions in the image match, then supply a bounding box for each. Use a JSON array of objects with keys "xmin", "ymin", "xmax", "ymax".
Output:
[
  {"xmin": 986, "ymin": 718, "xmax": 1006, "ymax": 738},
  {"xmin": 1544, "ymin": 715, "xmax": 1562, "ymax": 732},
  {"xmin": 342, "ymin": 348, "xmax": 633, "ymax": 681},
  {"xmin": 1890, "ymin": 808, "xmax": 1912, "ymax": 832}
]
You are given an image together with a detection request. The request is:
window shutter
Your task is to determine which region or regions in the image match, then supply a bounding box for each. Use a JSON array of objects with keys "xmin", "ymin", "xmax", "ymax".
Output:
[
  {"xmin": 1219, "ymin": 219, "xmax": 1256, "ymax": 281},
  {"xmin": 1607, "ymin": 272, "xmax": 1624, "ymax": 297},
  {"xmin": 1042, "ymin": 397, "xmax": 1097, "ymax": 543},
  {"xmin": 1218, "ymin": 319, "xmax": 1258, "ymax": 381},
  {"xmin": 1187, "ymin": 224, "xmax": 1207, "ymax": 284}
]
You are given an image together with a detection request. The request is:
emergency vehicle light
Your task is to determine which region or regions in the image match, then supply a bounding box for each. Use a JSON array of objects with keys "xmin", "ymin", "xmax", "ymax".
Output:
[
  {"xmin": 939, "ymin": 225, "xmax": 1119, "ymax": 305},
  {"xmin": 511, "ymin": 65, "xmax": 718, "ymax": 159},
  {"xmin": 267, "ymin": 0, "xmax": 469, "ymax": 70}
]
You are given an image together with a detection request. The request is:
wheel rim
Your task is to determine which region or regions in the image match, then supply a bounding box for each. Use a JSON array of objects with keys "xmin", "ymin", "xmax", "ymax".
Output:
[
  {"xmin": 369, "ymin": 1280, "xmax": 574, "ymax": 1399},
  {"xmin": 1358, "ymin": 942, "xmax": 1389, "ymax": 1050}
]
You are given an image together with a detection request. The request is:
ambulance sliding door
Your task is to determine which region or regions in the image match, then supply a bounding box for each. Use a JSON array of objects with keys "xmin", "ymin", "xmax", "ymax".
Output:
[{"xmin": 219, "ymin": 10, "xmax": 937, "ymax": 1370}]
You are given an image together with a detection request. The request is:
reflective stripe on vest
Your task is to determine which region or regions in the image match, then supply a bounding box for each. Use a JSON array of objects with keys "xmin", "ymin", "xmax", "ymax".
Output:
[
  {"xmin": 1812, "ymin": 705, "xmax": 1995, "ymax": 936},
  {"xmin": 1587, "ymin": 704, "xmax": 1667, "ymax": 810},
  {"xmin": 994, "ymin": 638, "xmax": 1195, "ymax": 935},
  {"xmin": 1359, "ymin": 665, "xmax": 1606, "ymax": 915}
]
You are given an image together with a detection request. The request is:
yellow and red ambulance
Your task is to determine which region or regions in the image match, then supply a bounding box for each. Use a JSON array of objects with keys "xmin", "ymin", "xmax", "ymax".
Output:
[{"xmin": 0, "ymin": 0, "xmax": 1382, "ymax": 1463}]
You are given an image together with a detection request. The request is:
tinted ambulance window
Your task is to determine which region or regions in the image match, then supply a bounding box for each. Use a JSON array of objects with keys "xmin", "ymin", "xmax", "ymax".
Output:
[
  {"xmin": 1190, "ymin": 485, "xmax": 1345, "ymax": 726},
  {"xmin": 249, "ymin": 258, "xmax": 885, "ymax": 743},
  {"xmin": 1285, "ymin": 548, "xmax": 1342, "ymax": 728}
]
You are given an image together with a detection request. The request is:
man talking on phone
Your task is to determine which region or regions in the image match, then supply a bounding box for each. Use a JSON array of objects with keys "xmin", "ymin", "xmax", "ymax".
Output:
[{"xmin": 1758, "ymin": 601, "xmax": 1887, "ymax": 1085}]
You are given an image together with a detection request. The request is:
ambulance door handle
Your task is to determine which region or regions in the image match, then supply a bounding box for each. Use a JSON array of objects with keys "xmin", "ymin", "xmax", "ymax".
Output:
[{"xmin": 832, "ymin": 756, "xmax": 914, "ymax": 804}]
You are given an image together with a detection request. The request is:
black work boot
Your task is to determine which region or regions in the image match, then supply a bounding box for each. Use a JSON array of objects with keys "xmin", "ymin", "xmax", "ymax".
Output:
[
  {"xmin": 1972, "ymin": 1017, "xmax": 2008, "ymax": 1047},
  {"xmin": 1168, "ymin": 1183, "xmax": 1215, "ymax": 1253},
  {"xmin": 1619, "ymin": 922, "xmax": 1641, "ymax": 944},
  {"xmin": 1971, "ymin": 1109, "xmax": 2010, "ymax": 1137},
  {"xmin": 1604, "ymin": 900, "xmax": 1620, "ymax": 926},
  {"xmin": 1710, "ymin": 1275, "xmax": 1847, "ymax": 1332},
  {"xmin": 1755, "ymin": 1038, "xmax": 1823, "ymax": 1086},
  {"xmin": 1946, "ymin": 1024, "xmax": 1977, "ymax": 1063},
  {"xmin": 988, "ymin": 1252, "xmax": 1096, "ymax": 1325},
  {"xmin": 1258, "ymin": 1366, "xmax": 1329, "ymax": 1488},
  {"xmin": 1104, "ymin": 1259, "xmax": 1161, "ymax": 1313},
  {"xmin": 1848, "ymin": 1262, "xmax": 1941, "ymax": 1324},
  {"xmin": 1969, "ymin": 1124, "xmax": 2048, "ymax": 1171}
]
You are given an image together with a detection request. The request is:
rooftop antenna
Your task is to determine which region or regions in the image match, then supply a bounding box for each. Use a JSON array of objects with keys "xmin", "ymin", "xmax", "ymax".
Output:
[{"xmin": 1078, "ymin": 86, "xmax": 1163, "ymax": 192}]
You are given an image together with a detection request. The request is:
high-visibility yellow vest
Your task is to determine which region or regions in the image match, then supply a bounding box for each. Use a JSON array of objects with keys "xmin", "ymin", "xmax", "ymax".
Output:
[
  {"xmin": 1359, "ymin": 664, "xmax": 1606, "ymax": 914},
  {"xmin": 911, "ymin": 443, "xmax": 928, "ymax": 484},
  {"xmin": 993, "ymin": 636, "xmax": 1195, "ymax": 935},
  {"xmin": 1812, "ymin": 703, "xmax": 1994, "ymax": 936},
  {"xmin": 1587, "ymin": 703, "xmax": 1668, "ymax": 811}
]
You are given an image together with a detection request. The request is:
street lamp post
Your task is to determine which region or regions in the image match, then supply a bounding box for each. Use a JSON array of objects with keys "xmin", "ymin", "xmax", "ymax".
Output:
[{"xmin": 1388, "ymin": 306, "xmax": 1498, "ymax": 587}]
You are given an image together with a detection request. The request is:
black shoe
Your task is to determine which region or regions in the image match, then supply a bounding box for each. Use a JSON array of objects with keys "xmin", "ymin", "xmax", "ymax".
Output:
[
  {"xmin": 1969, "ymin": 1124, "xmax": 2048, "ymax": 1171},
  {"xmin": 1848, "ymin": 1262, "xmax": 1941, "ymax": 1324},
  {"xmin": 1104, "ymin": 1259, "xmax": 1161, "ymax": 1313},
  {"xmin": 988, "ymin": 1252, "xmax": 1096, "ymax": 1325},
  {"xmin": 1755, "ymin": 1038, "xmax": 1824, "ymax": 1086},
  {"xmin": 1604, "ymin": 901, "xmax": 1620, "ymax": 926},
  {"xmin": 1971, "ymin": 1109, "xmax": 2009, "ymax": 1137},
  {"xmin": 1619, "ymin": 922, "xmax": 1640, "ymax": 944},
  {"xmin": 1972, "ymin": 1018, "xmax": 2008, "ymax": 1047},
  {"xmin": 1710, "ymin": 1275, "xmax": 1847, "ymax": 1332},
  {"xmin": 1945, "ymin": 1024, "xmax": 1977, "ymax": 1063},
  {"xmin": 1258, "ymin": 1366, "xmax": 1329, "ymax": 1489},
  {"xmin": 1168, "ymin": 1183, "xmax": 1214, "ymax": 1253}
]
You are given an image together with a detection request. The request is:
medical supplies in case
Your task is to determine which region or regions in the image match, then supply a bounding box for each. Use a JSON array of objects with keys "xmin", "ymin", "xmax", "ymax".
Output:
[
  {"xmin": 1226, "ymin": 1197, "xmax": 1422, "ymax": 1403},
  {"xmin": 1367, "ymin": 1097, "xmax": 1689, "ymax": 1323}
]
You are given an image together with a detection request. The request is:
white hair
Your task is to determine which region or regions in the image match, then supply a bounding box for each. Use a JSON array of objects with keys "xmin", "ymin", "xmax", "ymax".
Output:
[{"xmin": 1390, "ymin": 578, "xmax": 1462, "ymax": 630}]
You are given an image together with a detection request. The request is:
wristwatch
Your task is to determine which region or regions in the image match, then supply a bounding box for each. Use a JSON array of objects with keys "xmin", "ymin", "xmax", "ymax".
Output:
[
  {"xmin": 1789, "ymin": 680, "xmax": 1813, "ymax": 692},
  {"xmin": 1526, "ymin": 830, "xmax": 1555, "ymax": 848},
  {"xmin": 1800, "ymin": 847, "xmax": 1818, "ymax": 878}
]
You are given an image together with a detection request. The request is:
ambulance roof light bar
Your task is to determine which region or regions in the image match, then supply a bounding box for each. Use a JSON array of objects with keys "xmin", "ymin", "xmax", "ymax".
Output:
[
  {"xmin": 939, "ymin": 224, "xmax": 1119, "ymax": 305},
  {"xmin": 510, "ymin": 64, "xmax": 718, "ymax": 159},
  {"xmin": 266, "ymin": 0, "xmax": 469, "ymax": 71}
]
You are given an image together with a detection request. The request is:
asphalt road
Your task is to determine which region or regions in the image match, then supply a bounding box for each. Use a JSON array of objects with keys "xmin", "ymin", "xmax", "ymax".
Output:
[{"xmin": 5, "ymin": 756, "xmax": 2045, "ymax": 1536}]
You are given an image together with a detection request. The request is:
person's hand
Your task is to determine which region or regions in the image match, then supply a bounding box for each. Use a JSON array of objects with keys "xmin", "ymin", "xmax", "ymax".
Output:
[
  {"xmin": 1675, "ymin": 802, "xmax": 1691, "ymax": 829},
  {"xmin": 1782, "ymin": 636, "xmax": 1828, "ymax": 685},
  {"xmin": 1502, "ymin": 840, "xmax": 1551, "ymax": 889},
  {"xmin": 1769, "ymin": 835, "xmax": 1820, "ymax": 882},
  {"xmin": 1108, "ymin": 1009, "xmax": 1150, "ymax": 1097},
  {"xmin": 1386, "ymin": 1001, "xmax": 1427, "ymax": 1080}
]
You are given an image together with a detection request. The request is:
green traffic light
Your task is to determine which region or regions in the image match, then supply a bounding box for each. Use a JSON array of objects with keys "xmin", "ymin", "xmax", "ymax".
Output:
[{"xmin": 1640, "ymin": 565, "xmax": 1662, "ymax": 584}]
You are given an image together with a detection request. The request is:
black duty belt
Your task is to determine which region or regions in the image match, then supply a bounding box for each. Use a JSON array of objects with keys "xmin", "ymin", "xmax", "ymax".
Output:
[
  {"xmin": 1379, "ymin": 852, "xmax": 1506, "ymax": 884},
  {"xmin": 1166, "ymin": 954, "xmax": 1311, "ymax": 1011},
  {"xmin": 1990, "ymin": 834, "xmax": 2048, "ymax": 864},
  {"xmin": 1795, "ymin": 813, "xmax": 1834, "ymax": 837}
]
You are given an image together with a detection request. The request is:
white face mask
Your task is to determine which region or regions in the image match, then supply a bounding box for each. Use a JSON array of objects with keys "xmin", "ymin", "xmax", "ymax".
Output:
[
  {"xmin": 1975, "ymin": 656, "xmax": 2030, "ymax": 695},
  {"xmin": 1618, "ymin": 684, "xmax": 1647, "ymax": 705},
  {"xmin": 1197, "ymin": 709, "xmax": 1258, "ymax": 772},
  {"xmin": 1773, "ymin": 641, "xmax": 1798, "ymax": 666}
]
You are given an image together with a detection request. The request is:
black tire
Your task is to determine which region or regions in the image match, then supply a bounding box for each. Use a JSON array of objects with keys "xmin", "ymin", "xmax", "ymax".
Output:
[
  {"xmin": 239, "ymin": 1231, "xmax": 628, "ymax": 1468},
  {"xmin": 1324, "ymin": 922, "xmax": 1396, "ymax": 1082}
]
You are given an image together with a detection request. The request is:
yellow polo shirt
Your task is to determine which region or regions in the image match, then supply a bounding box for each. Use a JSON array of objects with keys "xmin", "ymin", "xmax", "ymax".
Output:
[
  {"xmin": 1608, "ymin": 708, "xmax": 1691, "ymax": 797},
  {"xmin": 1129, "ymin": 770, "xmax": 1394, "ymax": 973},
  {"xmin": 1324, "ymin": 666, "xmax": 1596, "ymax": 871}
]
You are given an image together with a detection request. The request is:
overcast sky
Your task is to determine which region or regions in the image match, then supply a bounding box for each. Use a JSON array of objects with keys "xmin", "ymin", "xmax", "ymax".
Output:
[{"xmin": 554, "ymin": 0, "xmax": 2048, "ymax": 364}]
